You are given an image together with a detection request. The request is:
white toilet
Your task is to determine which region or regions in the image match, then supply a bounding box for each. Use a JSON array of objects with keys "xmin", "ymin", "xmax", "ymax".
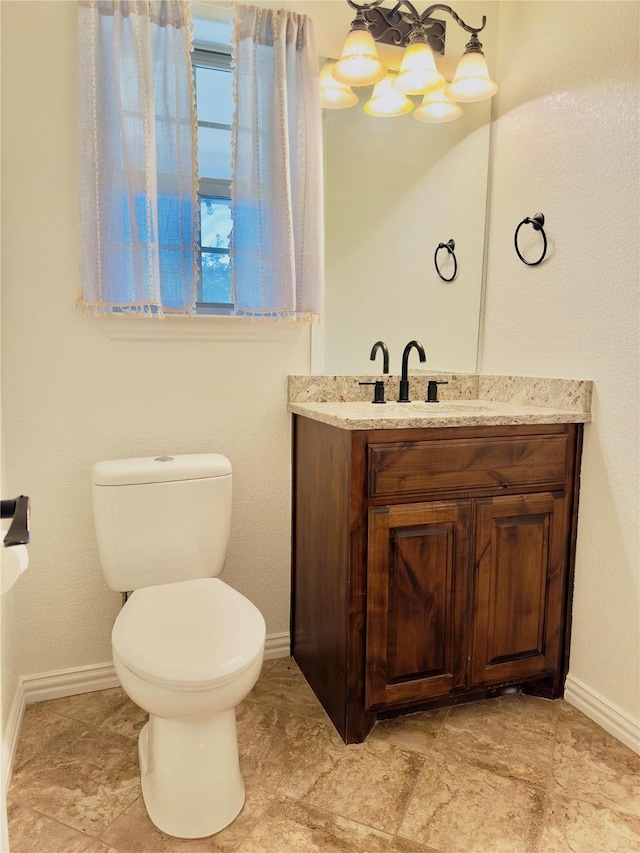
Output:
[{"xmin": 91, "ymin": 453, "xmax": 266, "ymax": 839}]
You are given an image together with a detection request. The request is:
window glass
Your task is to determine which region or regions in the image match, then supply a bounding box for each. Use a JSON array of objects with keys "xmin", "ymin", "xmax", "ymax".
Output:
[
  {"xmin": 195, "ymin": 65, "xmax": 234, "ymax": 125},
  {"xmin": 201, "ymin": 198, "xmax": 232, "ymax": 249},
  {"xmin": 192, "ymin": 37, "xmax": 234, "ymax": 312},
  {"xmin": 201, "ymin": 252, "xmax": 232, "ymax": 305},
  {"xmin": 197, "ymin": 126, "xmax": 232, "ymax": 181}
]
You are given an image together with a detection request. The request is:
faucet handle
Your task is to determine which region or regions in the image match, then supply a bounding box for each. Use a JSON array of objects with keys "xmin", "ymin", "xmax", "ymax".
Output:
[
  {"xmin": 426, "ymin": 380, "xmax": 449, "ymax": 403},
  {"xmin": 359, "ymin": 380, "xmax": 386, "ymax": 404}
]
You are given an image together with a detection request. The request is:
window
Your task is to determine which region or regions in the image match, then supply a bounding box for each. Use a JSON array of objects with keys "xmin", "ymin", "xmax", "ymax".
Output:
[
  {"xmin": 83, "ymin": 4, "xmax": 318, "ymax": 338},
  {"xmin": 193, "ymin": 40, "xmax": 234, "ymax": 314}
]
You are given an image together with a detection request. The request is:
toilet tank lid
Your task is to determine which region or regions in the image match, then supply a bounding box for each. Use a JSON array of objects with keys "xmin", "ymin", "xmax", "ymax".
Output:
[{"xmin": 92, "ymin": 454, "xmax": 232, "ymax": 486}]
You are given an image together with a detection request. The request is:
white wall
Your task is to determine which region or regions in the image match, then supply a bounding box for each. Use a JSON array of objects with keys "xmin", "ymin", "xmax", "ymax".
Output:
[
  {"xmin": 480, "ymin": 2, "xmax": 639, "ymax": 732},
  {"xmin": 0, "ymin": 0, "xmax": 310, "ymax": 728}
]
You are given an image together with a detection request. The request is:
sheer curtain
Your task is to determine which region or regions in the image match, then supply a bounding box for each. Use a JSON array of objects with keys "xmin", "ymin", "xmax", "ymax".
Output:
[
  {"xmin": 77, "ymin": 0, "xmax": 198, "ymax": 316},
  {"xmin": 232, "ymin": 5, "xmax": 324, "ymax": 319}
]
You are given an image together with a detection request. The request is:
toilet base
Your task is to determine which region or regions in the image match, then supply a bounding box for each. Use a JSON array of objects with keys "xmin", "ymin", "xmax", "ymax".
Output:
[{"xmin": 138, "ymin": 709, "xmax": 245, "ymax": 838}]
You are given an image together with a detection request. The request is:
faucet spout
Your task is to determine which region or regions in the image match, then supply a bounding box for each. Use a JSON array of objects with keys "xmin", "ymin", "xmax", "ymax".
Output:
[
  {"xmin": 370, "ymin": 340, "xmax": 389, "ymax": 374},
  {"xmin": 398, "ymin": 340, "xmax": 426, "ymax": 402}
]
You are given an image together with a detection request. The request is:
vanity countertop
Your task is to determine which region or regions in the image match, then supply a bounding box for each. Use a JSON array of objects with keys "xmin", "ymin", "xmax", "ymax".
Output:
[{"xmin": 287, "ymin": 374, "xmax": 592, "ymax": 431}]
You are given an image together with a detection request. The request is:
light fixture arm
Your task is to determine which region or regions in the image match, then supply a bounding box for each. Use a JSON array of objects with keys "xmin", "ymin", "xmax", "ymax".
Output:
[
  {"xmin": 346, "ymin": 0, "xmax": 486, "ymax": 52},
  {"xmin": 418, "ymin": 4, "xmax": 486, "ymax": 35}
]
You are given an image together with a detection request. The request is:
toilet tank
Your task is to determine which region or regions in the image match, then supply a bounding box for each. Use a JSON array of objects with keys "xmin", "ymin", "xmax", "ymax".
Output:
[{"xmin": 92, "ymin": 454, "xmax": 232, "ymax": 592}]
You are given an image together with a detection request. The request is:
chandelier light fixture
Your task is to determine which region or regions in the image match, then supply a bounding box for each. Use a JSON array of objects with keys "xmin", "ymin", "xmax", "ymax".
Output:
[{"xmin": 320, "ymin": 0, "xmax": 498, "ymax": 122}]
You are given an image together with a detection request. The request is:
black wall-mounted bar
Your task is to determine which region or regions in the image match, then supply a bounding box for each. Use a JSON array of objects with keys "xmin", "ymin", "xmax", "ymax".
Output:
[{"xmin": 1, "ymin": 495, "xmax": 30, "ymax": 547}]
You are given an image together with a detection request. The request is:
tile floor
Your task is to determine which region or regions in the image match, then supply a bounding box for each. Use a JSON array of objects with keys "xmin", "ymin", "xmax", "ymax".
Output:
[{"xmin": 7, "ymin": 658, "xmax": 640, "ymax": 853}]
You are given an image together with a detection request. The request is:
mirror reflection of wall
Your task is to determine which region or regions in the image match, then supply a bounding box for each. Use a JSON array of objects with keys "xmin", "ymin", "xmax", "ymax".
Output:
[{"xmin": 316, "ymin": 0, "xmax": 498, "ymax": 376}]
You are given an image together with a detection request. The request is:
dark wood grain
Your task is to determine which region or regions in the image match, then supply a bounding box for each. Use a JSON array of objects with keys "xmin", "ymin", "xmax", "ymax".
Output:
[
  {"xmin": 365, "ymin": 500, "xmax": 471, "ymax": 709},
  {"xmin": 291, "ymin": 419, "xmax": 583, "ymax": 743},
  {"xmin": 369, "ymin": 433, "xmax": 569, "ymax": 500},
  {"xmin": 291, "ymin": 416, "xmax": 353, "ymax": 737},
  {"xmin": 470, "ymin": 492, "xmax": 568, "ymax": 686}
]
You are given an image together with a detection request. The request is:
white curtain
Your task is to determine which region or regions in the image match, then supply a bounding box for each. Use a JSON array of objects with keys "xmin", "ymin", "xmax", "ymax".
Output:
[
  {"xmin": 77, "ymin": 0, "xmax": 198, "ymax": 315},
  {"xmin": 232, "ymin": 6, "xmax": 324, "ymax": 319}
]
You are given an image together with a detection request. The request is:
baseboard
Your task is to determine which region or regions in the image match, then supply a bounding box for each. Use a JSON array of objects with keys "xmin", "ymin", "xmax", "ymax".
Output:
[
  {"xmin": 264, "ymin": 631, "xmax": 290, "ymax": 660},
  {"xmin": 564, "ymin": 673, "xmax": 640, "ymax": 755},
  {"xmin": 2, "ymin": 680, "xmax": 25, "ymax": 796},
  {"xmin": 22, "ymin": 662, "xmax": 121, "ymax": 705}
]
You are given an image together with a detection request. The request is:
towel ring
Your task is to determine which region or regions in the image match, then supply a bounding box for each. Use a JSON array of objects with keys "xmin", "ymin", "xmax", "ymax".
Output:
[
  {"xmin": 434, "ymin": 239, "xmax": 457, "ymax": 282},
  {"xmin": 514, "ymin": 213, "xmax": 547, "ymax": 266}
]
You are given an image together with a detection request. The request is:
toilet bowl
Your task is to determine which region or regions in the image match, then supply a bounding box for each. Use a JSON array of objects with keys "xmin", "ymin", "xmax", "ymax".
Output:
[
  {"xmin": 91, "ymin": 454, "xmax": 266, "ymax": 839},
  {"xmin": 112, "ymin": 578, "xmax": 265, "ymax": 838}
]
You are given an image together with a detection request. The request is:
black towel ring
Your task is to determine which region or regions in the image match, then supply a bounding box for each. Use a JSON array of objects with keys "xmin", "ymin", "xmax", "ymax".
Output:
[
  {"xmin": 434, "ymin": 239, "xmax": 457, "ymax": 282},
  {"xmin": 514, "ymin": 213, "xmax": 547, "ymax": 266}
]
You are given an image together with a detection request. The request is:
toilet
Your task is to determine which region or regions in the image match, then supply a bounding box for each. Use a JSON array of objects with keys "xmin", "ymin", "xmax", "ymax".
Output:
[{"xmin": 91, "ymin": 454, "xmax": 266, "ymax": 839}]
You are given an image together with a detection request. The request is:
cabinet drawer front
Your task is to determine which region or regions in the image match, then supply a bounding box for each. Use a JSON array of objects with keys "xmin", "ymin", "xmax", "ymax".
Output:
[{"xmin": 369, "ymin": 433, "xmax": 569, "ymax": 499}]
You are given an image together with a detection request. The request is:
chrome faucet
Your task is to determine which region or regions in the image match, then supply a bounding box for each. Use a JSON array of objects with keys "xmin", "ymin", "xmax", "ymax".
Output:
[
  {"xmin": 398, "ymin": 340, "xmax": 426, "ymax": 402},
  {"xmin": 369, "ymin": 340, "xmax": 390, "ymax": 374}
]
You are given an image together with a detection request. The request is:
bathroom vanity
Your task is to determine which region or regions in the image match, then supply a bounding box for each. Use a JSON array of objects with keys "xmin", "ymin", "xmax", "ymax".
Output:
[{"xmin": 288, "ymin": 374, "xmax": 591, "ymax": 744}]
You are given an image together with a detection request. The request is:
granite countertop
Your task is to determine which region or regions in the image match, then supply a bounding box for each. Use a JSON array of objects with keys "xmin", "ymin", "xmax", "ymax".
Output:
[{"xmin": 287, "ymin": 374, "xmax": 592, "ymax": 431}]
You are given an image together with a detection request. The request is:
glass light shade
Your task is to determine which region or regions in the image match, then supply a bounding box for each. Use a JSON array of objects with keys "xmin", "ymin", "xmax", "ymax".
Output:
[
  {"xmin": 447, "ymin": 50, "xmax": 498, "ymax": 102},
  {"xmin": 414, "ymin": 88, "xmax": 463, "ymax": 123},
  {"xmin": 364, "ymin": 73, "xmax": 413, "ymax": 117},
  {"xmin": 319, "ymin": 63, "xmax": 359, "ymax": 110},
  {"xmin": 333, "ymin": 27, "xmax": 386, "ymax": 87},
  {"xmin": 393, "ymin": 42, "xmax": 445, "ymax": 95}
]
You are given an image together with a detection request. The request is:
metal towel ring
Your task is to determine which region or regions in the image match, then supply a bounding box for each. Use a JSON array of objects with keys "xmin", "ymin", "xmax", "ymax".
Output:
[
  {"xmin": 514, "ymin": 213, "xmax": 547, "ymax": 266},
  {"xmin": 434, "ymin": 239, "xmax": 457, "ymax": 282}
]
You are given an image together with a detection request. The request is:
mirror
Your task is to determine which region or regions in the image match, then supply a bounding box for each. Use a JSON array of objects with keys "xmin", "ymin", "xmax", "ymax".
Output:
[{"xmin": 255, "ymin": 1, "xmax": 497, "ymax": 375}]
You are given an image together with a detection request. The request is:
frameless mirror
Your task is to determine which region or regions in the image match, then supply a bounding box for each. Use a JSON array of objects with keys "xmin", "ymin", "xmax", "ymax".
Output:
[{"xmin": 248, "ymin": 1, "xmax": 497, "ymax": 375}]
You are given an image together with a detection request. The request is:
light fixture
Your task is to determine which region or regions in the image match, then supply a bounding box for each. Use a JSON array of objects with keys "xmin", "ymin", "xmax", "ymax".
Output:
[
  {"xmin": 414, "ymin": 87, "xmax": 462, "ymax": 123},
  {"xmin": 332, "ymin": 11, "xmax": 386, "ymax": 88},
  {"xmin": 322, "ymin": 0, "xmax": 497, "ymax": 122},
  {"xmin": 364, "ymin": 72, "xmax": 414, "ymax": 117},
  {"xmin": 320, "ymin": 62, "xmax": 360, "ymax": 109},
  {"xmin": 447, "ymin": 32, "xmax": 498, "ymax": 102},
  {"xmin": 393, "ymin": 26, "xmax": 445, "ymax": 95}
]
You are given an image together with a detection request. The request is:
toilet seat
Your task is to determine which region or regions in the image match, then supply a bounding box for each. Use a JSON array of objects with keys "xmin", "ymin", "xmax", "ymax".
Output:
[{"xmin": 112, "ymin": 578, "xmax": 266, "ymax": 691}]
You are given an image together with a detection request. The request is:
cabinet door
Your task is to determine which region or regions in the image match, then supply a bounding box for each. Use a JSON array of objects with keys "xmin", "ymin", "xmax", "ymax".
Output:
[
  {"xmin": 471, "ymin": 492, "xmax": 568, "ymax": 687},
  {"xmin": 365, "ymin": 501, "xmax": 471, "ymax": 710}
]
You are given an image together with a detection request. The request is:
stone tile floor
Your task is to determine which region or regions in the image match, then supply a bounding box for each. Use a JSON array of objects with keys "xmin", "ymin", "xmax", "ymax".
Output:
[{"xmin": 7, "ymin": 658, "xmax": 640, "ymax": 852}]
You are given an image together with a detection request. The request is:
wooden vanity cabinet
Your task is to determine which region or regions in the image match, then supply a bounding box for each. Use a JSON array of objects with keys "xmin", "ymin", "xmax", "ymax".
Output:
[{"xmin": 291, "ymin": 416, "xmax": 582, "ymax": 744}]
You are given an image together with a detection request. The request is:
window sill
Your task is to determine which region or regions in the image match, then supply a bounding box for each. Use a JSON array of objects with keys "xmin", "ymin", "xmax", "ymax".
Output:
[{"xmin": 101, "ymin": 314, "xmax": 308, "ymax": 343}]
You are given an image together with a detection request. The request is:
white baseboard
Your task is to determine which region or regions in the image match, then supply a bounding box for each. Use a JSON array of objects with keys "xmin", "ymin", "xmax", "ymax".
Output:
[
  {"xmin": 23, "ymin": 662, "xmax": 121, "ymax": 705},
  {"xmin": 564, "ymin": 673, "xmax": 640, "ymax": 755},
  {"xmin": 2, "ymin": 681, "xmax": 25, "ymax": 797},
  {"xmin": 264, "ymin": 631, "xmax": 290, "ymax": 660},
  {"xmin": 2, "ymin": 631, "xmax": 291, "ymax": 792}
]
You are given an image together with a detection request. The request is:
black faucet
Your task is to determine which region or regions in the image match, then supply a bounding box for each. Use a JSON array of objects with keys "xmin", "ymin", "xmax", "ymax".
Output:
[
  {"xmin": 369, "ymin": 340, "xmax": 389, "ymax": 374},
  {"xmin": 1, "ymin": 495, "xmax": 30, "ymax": 547},
  {"xmin": 398, "ymin": 340, "xmax": 426, "ymax": 402}
]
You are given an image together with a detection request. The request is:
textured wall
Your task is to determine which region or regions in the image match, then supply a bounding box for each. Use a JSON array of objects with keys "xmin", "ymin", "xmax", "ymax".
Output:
[
  {"xmin": 479, "ymin": 2, "xmax": 639, "ymax": 723},
  {"xmin": 0, "ymin": 0, "xmax": 310, "ymax": 723}
]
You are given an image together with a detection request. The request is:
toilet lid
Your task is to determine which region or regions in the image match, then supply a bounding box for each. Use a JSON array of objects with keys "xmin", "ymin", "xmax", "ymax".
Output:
[{"xmin": 112, "ymin": 578, "xmax": 266, "ymax": 690}]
